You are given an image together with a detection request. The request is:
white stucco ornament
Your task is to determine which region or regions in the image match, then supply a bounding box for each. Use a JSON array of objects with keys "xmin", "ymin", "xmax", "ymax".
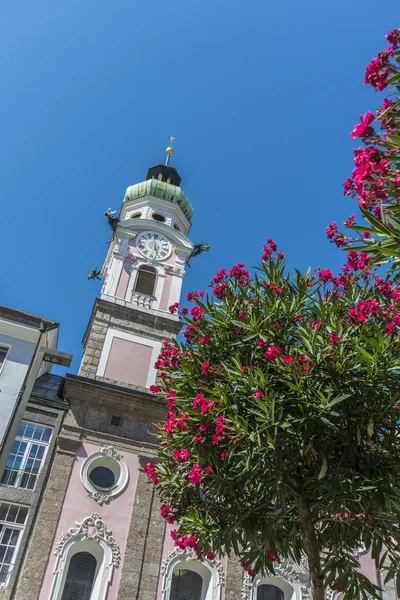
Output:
[
  {"xmin": 80, "ymin": 446, "xmax": 129, "ymax": 505},
  {"xmin": 54, "ymin": 512, "xmax": 120, "ymax": 567}
]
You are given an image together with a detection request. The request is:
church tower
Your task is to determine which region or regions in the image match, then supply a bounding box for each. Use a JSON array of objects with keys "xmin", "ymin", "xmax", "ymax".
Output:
[{"xmin": 79, "ymin": 144, "xmax": 194, "ymax": 390}]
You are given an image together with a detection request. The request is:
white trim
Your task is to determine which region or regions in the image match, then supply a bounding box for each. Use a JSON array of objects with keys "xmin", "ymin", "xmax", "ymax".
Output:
[
  {"xmin": 50, "ymin": 529, "xmax": 116, "ymax": 600},
  {"xmin": 251, "ymin": 576, "xmax": 297, "ymax": 600},
  {"xmin": 80, "ymin": 447, "xmax": 129, "ymax": 505},
  {"xmin": 161, "ymin": 549, "xmax": 223, "ymax": 600},
  {"xmin": 0, "ymin": 344, "xmax": 11, "ymax": 376},
  {"xmin": 96, "ymin": 328, "xmax": 161, "ymax": 388}
]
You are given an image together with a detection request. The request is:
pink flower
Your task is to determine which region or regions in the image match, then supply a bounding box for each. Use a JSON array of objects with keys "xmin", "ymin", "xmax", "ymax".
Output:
[
  {"xmin": 215, "ymin": 416, "xmax": 225, "ymax": 434},
  {"xmin": 144, "ymin": 462, "xmax": 159, "ymax": 485},
  {"xmin": 312, "ymin": 321, "xmax": 321, "ymax": 329},
  {"xmin": 213, "ymin": 283, "xmax": 229, "ymax": 300},
  {"xmin": 253, "ymin": 390, "xmax": 263, "ymax": 398},
  {"xmin": 198, "ymin": 336, "xmax": 211, "ymax": 345},
  {"xmin": 181, "ymin": 307, "xmax": 188, "ymax": 315},
  {"xmin": 326, "ymin": 222, "xmax": 337, "ymax": 239},
  {"xmin": 282, "ymin": 356, "xmax": 294, "ymax": 364},
  {"xmin": 394, "ymin": 177, "xmax": 400, "ymax": 187},
  {"xmin": 173, "ymin": 449, "xmax": 190, "ymax": 462},
  {"xmin": 190, "ymin": 306, "xmax": 204, "ymax": 323},
  {"xmin": 267, "ymin": 238, "xmax": 277, "ymax": 251},
  {"xmin": 189, "ymin": 463, "xmax": 202, "ymax": 485},
  {"xmin": 344, "ymin": 214, "xmax": 355, "ymax": 226},
  {"xmin": 199, "ymin": 422, "xmax": 208, "ymax": 432},
  {"xmin": 201, "ymin": 360, "xmax": 210, "ymax": 375},
  {"xmin": 205, "ymin": 466, "xmax": 213, "ymax": 474},
  {"xmin": 386, "ymin": 323, "xmax": 394, "ymax": 336},
  {"xmin": 294, "ymin": 315, "xmax": 302, "ymax": 322},
  {"xmin": 150, "ymin": 385, "xmax": 162, "ymax": 393},
  {"xmin": 267, "ymin": 549, "xmax": 277, "ymax": 563},
  {"xmin": 193, "ymin": 394, "xmax": 214, "ymax": 414},
  {"xmin": 168, "ymin": 302, "xmax": 179, "ymax": 314},
  {"xmin": 362, "ymin": 232, "xmax": 371, "ymax": 239},
  {"xmin": 221, "ymin": 452, "xmax": 229, "ymax": 460},
  {"xmin": 329, "ymin": 332, "xmax": 340, "ymax": 345},
  {"xmin": 318, "ymin": 269, "xmax": 333, "ymax": 282},
  {"xmin": 167, "ymin": 390, "xmax": 176, "ymax": 410},
  {"xmin": 384, "ymin": 537, "xmax": 393, "ymax": 545},
  {"xmin": 212, "ymin": 434, "xmax": 220, "ymax": 445},
  {"xmin": 350, "ymin": 112, "xmax": 375, "ymax": 138},
  {"xmin": 264, "ymin": 345, "xmax": 280, "ymax": 360},
  {"xmin": 237, "ymin": 312, "xmax": 245, "ymax": 319},
  {"xmin": 256, "ymin": 339, "xmax": 265, "ymax": 347},
  {"xmin": 273, "ymin": 287, "xmax": 282, "ymax": 295},
  {"xmin": 211, "ymin": 269, "xmax": 226, "ymax": 284}
]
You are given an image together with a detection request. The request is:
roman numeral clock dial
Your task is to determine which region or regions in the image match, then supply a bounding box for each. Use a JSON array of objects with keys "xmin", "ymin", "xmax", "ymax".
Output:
[{"xmin": 137, "ymin": 232, "xmax": 171, "ymax": 261}]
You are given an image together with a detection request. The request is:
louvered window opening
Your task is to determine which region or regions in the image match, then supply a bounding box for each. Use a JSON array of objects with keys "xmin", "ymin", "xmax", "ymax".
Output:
[
  {"xmin": 257, "ymin": 584, "xmax": 284, "ymax": 600},
  {"xmin": 134, "ymin": 267, "xmax": 157, "ymax": 296},
  {"xmin": 61, "ymin": 551, "xmax": 97, "ymax": 600},
  {"xmin": 170, "ymin": 568, "xmax": 203, "ymax": 600}
]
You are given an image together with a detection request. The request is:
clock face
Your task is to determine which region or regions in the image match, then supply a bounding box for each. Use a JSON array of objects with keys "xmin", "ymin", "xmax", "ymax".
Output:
[{"xmin": 137, "ymin": 232, "xmax": 171, "ymax": 261}]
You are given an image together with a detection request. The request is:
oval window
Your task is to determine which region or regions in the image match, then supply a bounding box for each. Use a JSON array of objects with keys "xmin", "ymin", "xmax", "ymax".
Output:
[
  {"xmin": 152, "ymin": 213, "xmax": 166, "ymax": 222},
  {"xmin": 89, "ymin": 466, "xmax": 115, "ymax": 490}
]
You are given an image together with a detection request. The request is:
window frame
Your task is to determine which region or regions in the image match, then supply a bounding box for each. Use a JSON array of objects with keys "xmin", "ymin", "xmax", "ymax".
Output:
[
  {"xmin": 0, "ymin": 502, "xmax": 29, "ymax": 587},
  {"xmin": 0, "ymin": 344, "xmax": 11, "ymax": 375},
  {"xmin": 133, "ymin": 265, "xmax": 158, "ymax": 297},
  {"xmin": 0, "ymin": 421, "xmax": 53, "ymax": 491}
]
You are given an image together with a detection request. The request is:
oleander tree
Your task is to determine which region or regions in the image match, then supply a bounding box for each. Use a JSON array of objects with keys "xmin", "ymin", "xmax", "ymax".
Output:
[
  {"xmin": 326, "ymin": 28, "xmax": 400, "ymax": 274},
  {"xmin": 146, "ymin": 242, "xmax": 400, "ymax": 600}
]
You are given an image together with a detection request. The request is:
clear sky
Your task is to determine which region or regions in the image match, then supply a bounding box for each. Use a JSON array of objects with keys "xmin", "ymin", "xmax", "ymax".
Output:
[{"xmin": 0, "ymin": 0, "xmax": 398, "ymax": 374}]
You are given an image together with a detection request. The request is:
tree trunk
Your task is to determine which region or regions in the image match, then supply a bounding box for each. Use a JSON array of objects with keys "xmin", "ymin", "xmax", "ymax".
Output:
[{"xmin": 297, "ymin": 496, "xmax": 325, "ymax": 600}]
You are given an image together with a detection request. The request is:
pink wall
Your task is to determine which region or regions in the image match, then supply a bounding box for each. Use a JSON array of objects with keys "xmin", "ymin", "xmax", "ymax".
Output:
[
  {"xmin": 159, "ymin": 273, "xmax": 173, "ymax": 311},
  {"xmin": 115, "ymin": 258, "xmax": 133, "ymax": 299},
  {"xmin": 104, "ymin": 337, "xmax": 152, "ymax": 387},
  {"xmin": 39, "ymin": 443, "xmax": 140, "ymax": 600}
]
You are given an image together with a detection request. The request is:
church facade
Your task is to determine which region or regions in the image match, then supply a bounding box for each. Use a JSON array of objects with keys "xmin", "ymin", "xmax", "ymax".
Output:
[{"xmin": 0, "ymin": 156, "xmax": 394, "ymax": 600}]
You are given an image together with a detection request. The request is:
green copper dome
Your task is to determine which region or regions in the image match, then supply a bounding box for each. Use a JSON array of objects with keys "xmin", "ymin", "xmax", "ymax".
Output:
[{"xmin": 124, "ymin": 178, "xmax": 193, "ymax": 220}]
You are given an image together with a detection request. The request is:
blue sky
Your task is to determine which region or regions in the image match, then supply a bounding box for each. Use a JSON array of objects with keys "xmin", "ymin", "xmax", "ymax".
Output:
[{"xmin": 0, "ymin": 0, "xmax": 398, "ymax": 374}]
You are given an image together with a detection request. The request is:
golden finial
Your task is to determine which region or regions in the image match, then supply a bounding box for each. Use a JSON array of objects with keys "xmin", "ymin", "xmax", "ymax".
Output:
[{"xmin": 165, "ymin": 136, "xmax": 176, "ymax": 165}]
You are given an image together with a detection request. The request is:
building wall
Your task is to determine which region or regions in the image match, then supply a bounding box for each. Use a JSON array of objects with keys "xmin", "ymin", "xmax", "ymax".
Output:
[
  {"xmin": 0, "ymin": 399, "xmax": 66, "ymax": 600},
  {"xmin": 0, "ymin": 334, "xmax": 36, "ymax": 446}
]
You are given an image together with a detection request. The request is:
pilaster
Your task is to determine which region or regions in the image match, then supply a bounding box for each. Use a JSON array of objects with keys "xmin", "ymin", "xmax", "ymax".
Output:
[{"xmin": 118, "ymin": 467, "xmax": 166, "ymax": 600}]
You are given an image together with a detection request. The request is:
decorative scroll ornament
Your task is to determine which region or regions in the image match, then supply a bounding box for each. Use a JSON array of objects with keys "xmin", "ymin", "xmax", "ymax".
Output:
[
  {"xmin": 87, "ymin": 489, "xmax": 112, "ymax": 505},
  {"xmin": 241, "ymin": 558, "xmax": 315, "ymax": 600},
  {"xmin": 160, "ymin": 547, "xmax": 225, "ymax": 587},
  {"xmin": 54, "ymin": 513, "xmax": 120, "ymax": 567},
  {"xmin": 100, "ymin": 446, "xmax": 122, "ymax": 461}
]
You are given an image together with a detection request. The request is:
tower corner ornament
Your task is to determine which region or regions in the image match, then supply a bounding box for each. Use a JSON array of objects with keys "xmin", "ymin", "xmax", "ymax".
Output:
[{"xmin": 54, "ymin": 513, "xmax": 121, "ymax": 567}]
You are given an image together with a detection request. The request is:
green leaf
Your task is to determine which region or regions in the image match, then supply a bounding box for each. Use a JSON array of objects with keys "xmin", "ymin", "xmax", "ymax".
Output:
[{"xmin": 318, "ymin": 456, "xmax": 328, "ymax": 480}]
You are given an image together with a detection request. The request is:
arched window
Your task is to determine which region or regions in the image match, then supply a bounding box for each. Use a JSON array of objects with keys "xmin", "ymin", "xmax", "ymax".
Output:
[
  {"xmin": 60, "ymin": 551, "xmax": 96, "ymax": 600},
  {"xmin": 257, "ymin": 585, "xmax": 284, "ymax": 600},
  {"xmin": 170, "ymin": 568, "xmax": 203, "ymax": 600},
  {"xmin": 134, "ymin": 265, "xmax": 157, "ymax": 296}
]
